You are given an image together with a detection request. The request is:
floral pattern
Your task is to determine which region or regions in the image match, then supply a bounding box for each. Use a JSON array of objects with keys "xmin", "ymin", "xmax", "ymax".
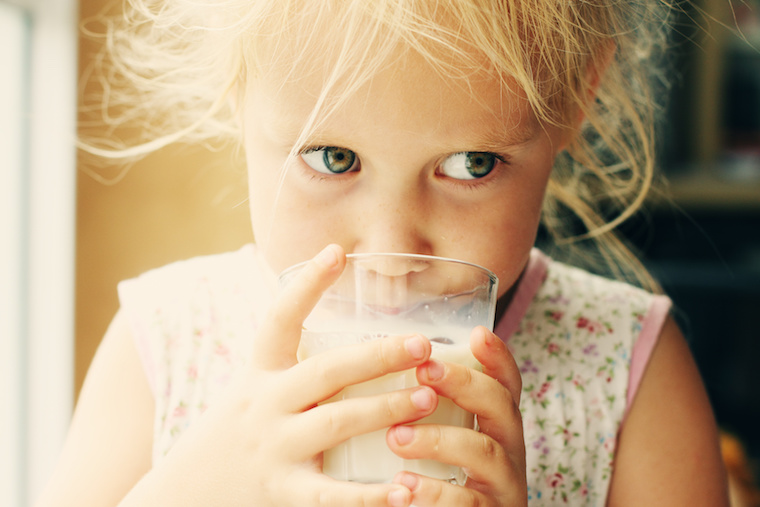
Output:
[
  {"xmin": 119, "ymin": 246, "xmax": 668, "ymax": 506},
  {"xmin": 506, "ymin": 260, "xmax": 665, "ymax": 505},
  {"xmin": 119, "ymin": 246, "xmax": 264, "ymax": 460}
]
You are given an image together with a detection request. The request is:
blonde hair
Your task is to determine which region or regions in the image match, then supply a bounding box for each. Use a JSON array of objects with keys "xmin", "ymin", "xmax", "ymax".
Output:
[{"xmin": 82, "ymin": 0, "xmax": 676, "ymax": 291}]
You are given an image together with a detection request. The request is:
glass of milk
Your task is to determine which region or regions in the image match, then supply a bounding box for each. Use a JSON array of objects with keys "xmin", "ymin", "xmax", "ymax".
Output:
[{"xmin": 279, "ymin": 253, "xmax": 498, "ymax": 485}]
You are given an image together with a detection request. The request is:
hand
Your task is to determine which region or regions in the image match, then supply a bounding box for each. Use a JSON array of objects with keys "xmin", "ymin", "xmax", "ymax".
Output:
[
  {"xmin": 386, "ymin": 326, "xmax": 527, "ymax": 506},
  {"xmin": 128, "ymin": 245, "xmax": 435, "ymax": 507}
]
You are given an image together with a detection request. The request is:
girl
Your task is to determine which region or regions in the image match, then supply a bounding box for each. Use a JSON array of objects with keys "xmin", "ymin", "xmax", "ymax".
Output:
[{"xmin": 38, "ymin": 1, "xmax": 728, "ymax": 506}]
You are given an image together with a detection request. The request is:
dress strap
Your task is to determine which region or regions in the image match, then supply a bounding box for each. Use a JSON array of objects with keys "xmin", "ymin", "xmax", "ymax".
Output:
[
  {"xmin": 494, "ymin": 248, "xmax": 550, "ymax": 342},
  {"xmin": 624, "ymin": 294, "xmax": 672, "ymax": 415}
]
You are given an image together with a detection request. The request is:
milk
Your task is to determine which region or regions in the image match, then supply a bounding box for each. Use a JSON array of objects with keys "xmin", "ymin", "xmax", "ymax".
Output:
[{"xmin": 299, "ymin": 325, "xmax": 481, "ymax": 485}]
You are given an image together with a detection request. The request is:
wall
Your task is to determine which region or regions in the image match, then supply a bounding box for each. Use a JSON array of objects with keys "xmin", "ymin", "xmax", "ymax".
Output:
[{"xmin": 75, "ymin": 0, "xmax": 252, "ymax": 397}]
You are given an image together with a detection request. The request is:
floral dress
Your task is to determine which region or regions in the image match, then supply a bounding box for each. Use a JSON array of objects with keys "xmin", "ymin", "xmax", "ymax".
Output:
[{"xmin": 118, "ymin": 245, "xmax": 670, "ymax": 506}]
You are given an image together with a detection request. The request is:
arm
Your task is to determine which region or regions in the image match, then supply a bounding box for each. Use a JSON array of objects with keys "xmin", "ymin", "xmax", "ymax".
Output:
[
  {"xmin": 84, "ymin": 245, "xmax": 423, "ymax": 507},
  {"xmin": 33, "ymin": 310, "xmax": 154, "ymax": 507},
  {"xmin": 607, "ymin": 316, "xmax": 729, "ymax": 506},
  {"xmin": 39, "ymin": 245, "xmax": 441, "ymax": 507}
]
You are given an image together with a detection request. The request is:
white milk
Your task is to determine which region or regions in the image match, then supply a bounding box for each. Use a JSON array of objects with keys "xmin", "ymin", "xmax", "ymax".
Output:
[{"xmin": 299, "ymin": 324, "xmax": 482, "ymax": 484}]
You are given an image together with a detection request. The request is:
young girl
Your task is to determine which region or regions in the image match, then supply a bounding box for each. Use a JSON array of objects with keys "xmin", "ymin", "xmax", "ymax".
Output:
[{"xmin": 38, "ymin": 1, "xmax": 728, "ymax": 506}]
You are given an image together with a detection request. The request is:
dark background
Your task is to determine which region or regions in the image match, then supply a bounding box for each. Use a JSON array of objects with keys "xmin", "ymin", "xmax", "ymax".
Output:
[{"xmin": 635, "ymin": 0, "xmax": 760, "ymax": 485}]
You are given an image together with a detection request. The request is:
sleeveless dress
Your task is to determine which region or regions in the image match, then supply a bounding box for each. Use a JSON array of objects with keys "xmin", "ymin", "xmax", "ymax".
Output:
[{"xmin": 118, "ymin": 245, "xmax": 670, "ymax": 506}]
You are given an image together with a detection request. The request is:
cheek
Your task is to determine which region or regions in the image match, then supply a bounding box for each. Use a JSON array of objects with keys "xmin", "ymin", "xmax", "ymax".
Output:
[
  {"xmin": 467, "ymin": 173, "xmax": 550, "ymax": 295},
  {"xmin": 247, "ymin": 168, "xmax": 344, "ymax": 273},
  {"xmin": 246, "ymin": 163, "xmax": 277, "ymax": 244},
  {"xmin": 475, "ymin": 212, "xmax": 540, "ymax": 296},
  {"xmin": 243, "ymin": 130, "xmax": 304, "ymax": 266}
]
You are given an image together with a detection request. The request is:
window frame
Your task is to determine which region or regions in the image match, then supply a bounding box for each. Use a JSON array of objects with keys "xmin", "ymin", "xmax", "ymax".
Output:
[{"xmin": 0, "ymin": 0, "xmax": 78, "ymax": 505}]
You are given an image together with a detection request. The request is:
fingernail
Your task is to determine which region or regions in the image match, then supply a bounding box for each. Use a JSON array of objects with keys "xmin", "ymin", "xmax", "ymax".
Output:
[
  {"xmin": 314, "ymin": 245, "xmax": 339, "ymax": 268},
  {"xmin": 405, "ymin": 335, "xmax": 427, "ymax": 360},
  {"xmin": 388, "ymin": 487, "xmax": 409, "ymax": 507},
  {"xmin": 396, "ymin": 473, "xmax": 419, "ymax": 492},
  {"xmin": 484, "ymin": 327, "xmax": 498, "ymax": 347},
  {"xmin": 472, "ymin": 325, "xmax": 492, "ymax": 346},
  {"xmin": 411, "ymin": 387, "xmax": 435, "ymax": 411},
  {"xmin": 394, "ymin": 425, "xmax": 415, "ymax": 445},
  {"xmin": 424, "ymin": 360, "xmax": 444, "ymax": 381}
]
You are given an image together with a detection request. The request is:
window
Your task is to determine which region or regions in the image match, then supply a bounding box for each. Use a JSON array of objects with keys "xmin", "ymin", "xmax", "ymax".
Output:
[{"xmin": 0, "ymin": 0, "xmax": 77, "ymax": 505}]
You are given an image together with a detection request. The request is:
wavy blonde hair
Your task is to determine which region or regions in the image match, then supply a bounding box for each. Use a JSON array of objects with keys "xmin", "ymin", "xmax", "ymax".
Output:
[{"xmin": 82, "ymin": 0, "xmax": 675, "ymax": 291}]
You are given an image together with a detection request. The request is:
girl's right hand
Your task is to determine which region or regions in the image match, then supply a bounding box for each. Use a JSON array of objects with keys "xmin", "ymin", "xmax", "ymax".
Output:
[{"xmin": 120, "ymin": 244, "xmax": 433, "ymax": 507}]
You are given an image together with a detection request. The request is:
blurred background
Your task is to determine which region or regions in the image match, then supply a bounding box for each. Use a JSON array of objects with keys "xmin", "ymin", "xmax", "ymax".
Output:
[
  {"xmin": 2, "ymin": 0, "xmax": 759, "ymax": 505},
  {"xmin": 637, "ymin": 0, "xmax": 760, "ymax": 498}
]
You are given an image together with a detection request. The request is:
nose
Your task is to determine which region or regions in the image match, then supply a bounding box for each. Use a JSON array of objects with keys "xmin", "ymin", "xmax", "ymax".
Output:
[
  {"xmin": 356, "ymin": 255, "xmax": 430, "ymax": 278},
  {"xmin": 349, "ymin": 175, "xmax": 434, "ymax": 258},
  {"xmin": 349, "ymin": 254, "xmax": 438, "ymax": 311}
]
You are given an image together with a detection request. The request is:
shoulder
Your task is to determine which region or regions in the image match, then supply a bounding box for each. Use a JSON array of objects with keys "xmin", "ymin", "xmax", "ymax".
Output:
[
  {"xmin": 607, "ymin": 316, "xmax": 729, "ymax": 505},
  {"xmin": 115, "ymin": 244, "xmax": 272, "ymax": 394},
  {"xmin": 511, "ymin": 254, "xmax": 679, "ymax": 504},
  {"xmin": 510, "ymin": 252, "xmax": 668, "ymax": 405},
  {"xmin": 117, "ymin": 244, "xmax": 273, "ymax": 335},
  {"xmin": 512, "ymin": 252, "xmax": 670, "ymax": 351},
  {"xmin": 114, "ymin": 245, "xmax": 273, "ymax": 460},
  {"xmin": 117, "ymin": 244, "xmax": 264, "ymax": 304},
  {"xmin": 541, "ymin": 254, "xmax": 659, "ymax": 309}
]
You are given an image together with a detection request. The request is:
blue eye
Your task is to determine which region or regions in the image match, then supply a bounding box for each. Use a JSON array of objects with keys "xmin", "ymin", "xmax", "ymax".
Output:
[
  {"xmin": 301, "ymin": 146, "xmax": 359, "ymax": 174},
  {"xmin": 440, "ymin": 152, "xmax": 497, "ymax": 180}
]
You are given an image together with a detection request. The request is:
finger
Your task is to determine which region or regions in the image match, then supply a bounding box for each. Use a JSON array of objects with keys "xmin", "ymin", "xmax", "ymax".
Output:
[
  {"xmin": 289, "ymin": 385, "xmax": 438, "ymax": 459},
  {"xmin": 387, "ymin": 424, "xmax": 516, "ymax": 487},
  {"xmin": 392, "ymin": 472, "xmax": 494, "ymax": 507},
  {"xmin": 283, "ymin": 333, "xmax": 432, "ymax": 412},
  {"xmin": 415, "ymin": 345, "xmax": 523, "ymax": 460},
  {"xmin": 252, "ymin": 244, "xmax": 346, "ymax": 370},
  {"xmin": 470, "ymin": 326, "xmax": 522, "ymax": 405},
  {"xmin": 289, "ymin": 468, "xmax": 413, "ymax": 507}
]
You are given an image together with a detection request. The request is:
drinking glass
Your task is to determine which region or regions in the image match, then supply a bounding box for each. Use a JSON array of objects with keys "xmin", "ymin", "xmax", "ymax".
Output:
[{"xmin": 279, "ymin": 253, "xmax": 498, "ymax": 485}]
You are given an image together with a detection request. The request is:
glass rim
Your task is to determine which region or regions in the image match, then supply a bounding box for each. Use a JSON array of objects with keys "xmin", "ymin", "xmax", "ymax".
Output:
[{"xmin": 278, "ymin": 251, "xmax": 498, "ymax": 285}]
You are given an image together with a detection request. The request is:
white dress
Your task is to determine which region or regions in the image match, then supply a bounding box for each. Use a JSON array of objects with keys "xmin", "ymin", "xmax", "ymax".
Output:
[{"xmin": 119, "ymin": 244, "xmax": 670, "ymax": 506}]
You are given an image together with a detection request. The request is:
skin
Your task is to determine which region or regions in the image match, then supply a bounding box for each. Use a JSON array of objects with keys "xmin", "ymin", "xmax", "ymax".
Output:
[
  {"xmin": 34, "ymin": 20, "xmax": 728, "ymax": 507},
  {"xmin": 245, "ymin": 52, "xmax": 557, "ymax": 288}
]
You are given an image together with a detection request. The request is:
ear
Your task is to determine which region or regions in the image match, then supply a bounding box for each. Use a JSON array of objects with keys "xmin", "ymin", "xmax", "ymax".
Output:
[
  {"xmin": 228, "ymin": 84, "xmax": 242, "ymax": 128},
  {"xmin": 585, "ymin": 40, "xmax": 616, "ymax": 98},
  {"xmin": 226, "ymin": 58, "xmax": 248, "ymax": 129},
  {"xmin": 559, "ymin": 40, "xmax": 616, "ymax": 151}
]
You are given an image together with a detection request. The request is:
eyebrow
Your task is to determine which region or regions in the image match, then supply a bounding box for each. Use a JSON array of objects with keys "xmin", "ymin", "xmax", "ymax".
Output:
[
  {"xmin": 472, "ymin": 130, "xmax": 538, "ymax": 153},
  {"xmin": 262, "ymin": 100, "xmax": 543, "ymax": 154},
  {"xmin": 459, "ymin": 117, "xmax": 542, "ymax": 154}
]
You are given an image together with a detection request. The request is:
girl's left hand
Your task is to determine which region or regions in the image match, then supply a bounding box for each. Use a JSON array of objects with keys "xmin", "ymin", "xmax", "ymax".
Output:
[{"xmin": 387, "ymin": 326, "xmax": 527, "ymax": 507}]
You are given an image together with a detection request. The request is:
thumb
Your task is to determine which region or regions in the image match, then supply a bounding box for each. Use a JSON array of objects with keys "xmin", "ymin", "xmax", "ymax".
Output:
[{"xmin": 251, "ymin": 244, "xmax": 346, "ymax": 370}]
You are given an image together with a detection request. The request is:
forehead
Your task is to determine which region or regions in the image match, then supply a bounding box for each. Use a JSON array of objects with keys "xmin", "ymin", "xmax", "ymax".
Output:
[
  {"xmin": 246, "ymin": 43, "xmax": 539, "ymax": 151},
  {"xmin": 246, "ymin": 2, "xmax": 538, "ymax": 151}
]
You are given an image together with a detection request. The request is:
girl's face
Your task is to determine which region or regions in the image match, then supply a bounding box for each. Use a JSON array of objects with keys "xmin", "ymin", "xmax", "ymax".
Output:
[{"xmin": 243, "ymin": 48, "xmax": 566, "ymax": 298}]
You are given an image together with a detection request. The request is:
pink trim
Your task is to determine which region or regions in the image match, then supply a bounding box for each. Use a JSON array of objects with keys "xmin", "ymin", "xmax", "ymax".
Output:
[
  {"xmin": 494, "ymin": 249, "xmax": 550, "ymax": 341},
  {"xmin": 624, "ymin": 294, "xmax": 672, "ymax": 416}
]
